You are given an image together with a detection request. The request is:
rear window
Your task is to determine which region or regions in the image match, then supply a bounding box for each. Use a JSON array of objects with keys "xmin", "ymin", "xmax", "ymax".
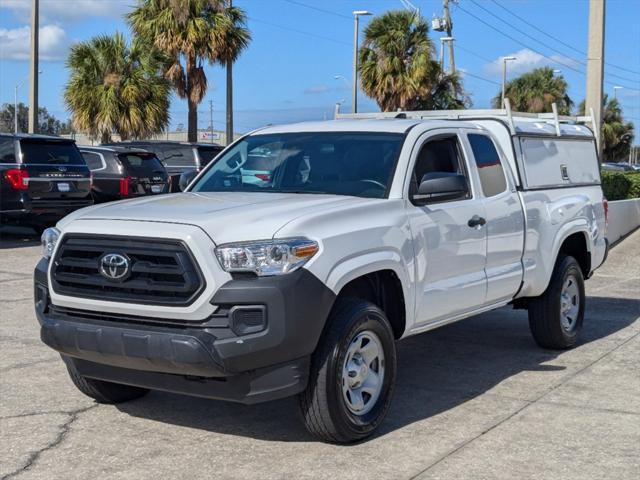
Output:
[
  {"xmin": 82, "ymin": 151, "xmax": 105, "ymax": 171},
  {"xmin": 118, "ymin": 153, "xmax": 165, "ymax": 175},
  {"xmin": 468, "ymin": 134, "xmax": 507, "ymax": 197},
  {"xmin": 163, "ymin": 146, "xmax": 196, "ymax": 167},
  {"xmin": 20, "ymin": 140, "xmax": 85, "ymax": 165},
  {"xmin": 197, "ymin": 146, "xmax": 223, "ymax": 167}
]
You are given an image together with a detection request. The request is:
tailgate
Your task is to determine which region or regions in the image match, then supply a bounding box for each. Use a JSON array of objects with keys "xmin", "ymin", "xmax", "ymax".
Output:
[
  {"xmin": 20, "ymin": 138, "xmax": 92, "ymax": 199},
  {"xmin": 25, "ymin": 165, "xmax": 92, "ymax": 199}
]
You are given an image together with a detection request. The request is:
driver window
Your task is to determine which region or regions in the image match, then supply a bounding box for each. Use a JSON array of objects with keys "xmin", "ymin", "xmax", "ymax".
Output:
[{"xmin": 410, "ymin": 135, "xmax": 470, "ymax": 200}]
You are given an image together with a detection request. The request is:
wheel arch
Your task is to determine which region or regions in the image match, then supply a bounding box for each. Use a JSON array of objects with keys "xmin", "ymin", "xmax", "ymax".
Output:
[{"xmin": 323, "ymin": 252, "xmax": 412, "ymax": 339}]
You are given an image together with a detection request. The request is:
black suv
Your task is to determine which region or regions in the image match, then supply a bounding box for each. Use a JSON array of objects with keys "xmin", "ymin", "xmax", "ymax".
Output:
[
  {"xmin": 0, "ymin": 134, "xmax": 93, "ymax": 232},
  {"xmin": 105, "ymin": 141, "xmax": 224, "ymax": 191},
  {"xmin": 79, "ymin": 146, "xmax": 170, "ymax": 203}
]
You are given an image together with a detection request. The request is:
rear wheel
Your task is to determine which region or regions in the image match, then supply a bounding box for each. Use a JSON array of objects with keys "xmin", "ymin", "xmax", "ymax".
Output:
[
  {"xmin": 528, "ymin": 255, "xmax": 585, "ymax": 349},
  {"xmin": 66, "ymin": 362, "xmax": 149, "ymax": 404},
  {"xmin": 298, "ymin": 298, "xmax": 397, "ymax": 443}
]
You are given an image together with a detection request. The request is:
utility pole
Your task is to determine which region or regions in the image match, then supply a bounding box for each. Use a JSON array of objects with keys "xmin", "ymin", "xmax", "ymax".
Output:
[
  {"xmin": 225, "ymin": 0, "xmax": 233, "ymax": 145},
  {"xmin": 443, "ymin": 0, "xmax": 455, "ymax": 74},
  {"xmin": 585, "ymin": 0, "xmax": 606, "ymax": 158},
  {"xmin": 209, "ymin": 100, "xmax": 214, "ymax": 144},
  {"xmin": 28, "ymin": 0, "xmax": 39, "ymax": 134}
]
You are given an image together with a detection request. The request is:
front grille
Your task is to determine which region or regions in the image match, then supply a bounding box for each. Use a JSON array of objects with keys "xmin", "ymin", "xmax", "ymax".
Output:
[{"xmin": 51, "ymin": 234, "xmax": 205, "ymax": 306}]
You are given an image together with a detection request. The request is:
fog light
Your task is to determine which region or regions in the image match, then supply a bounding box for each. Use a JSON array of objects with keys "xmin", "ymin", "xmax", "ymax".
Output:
[
  {"xmin": 229, "ymin": 306, "xmax": 267, "ymax": 336},
  {"xmin": 34, "ymin": 283, "xmax": 50, "ymax": 314}
]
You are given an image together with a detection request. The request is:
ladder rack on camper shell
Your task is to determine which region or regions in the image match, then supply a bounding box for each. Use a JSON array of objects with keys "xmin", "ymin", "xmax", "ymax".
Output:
[{"xmin": 334, "ymin": 99, "xmax": 599, "ymax": 144}]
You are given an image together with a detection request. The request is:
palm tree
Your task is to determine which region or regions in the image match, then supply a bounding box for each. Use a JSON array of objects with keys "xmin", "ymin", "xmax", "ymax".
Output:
[
  {"xmin": 579, "ymin": 95, "xmax": 635, "ymax": 162},
  {"xmin": 358, "ymin": 10, "xmax": 467, "ymax": 111},
  {"xmin": 64, "ymin": 33, "xmax": 170, "ymax": 143},
  {"xmin": 492, "ymin": 67, "xmax": 573, "ymax": 115},
  {"xmin": 128, "ymin": 0, "xmax": 250, "ymax": 143}
]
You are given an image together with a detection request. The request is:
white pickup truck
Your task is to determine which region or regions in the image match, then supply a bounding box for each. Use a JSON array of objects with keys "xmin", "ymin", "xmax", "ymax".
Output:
[{"xmin": 35, "ymin": 107, "xmax": 608, "ymax": 443}]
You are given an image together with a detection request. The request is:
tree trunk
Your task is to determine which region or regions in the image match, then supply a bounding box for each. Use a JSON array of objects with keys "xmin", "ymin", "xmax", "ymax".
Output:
[
  {"xmin": 225, "ymin": 0, "xmax": 234, "ymax": 146},
  {"xmin": 100, "ymin": 130, "xmax": 111, "ymax": 144},
  {"xmin": 226, "ymin": 61, "xmax": 233, "ymax": 146},
  {"xmin": 187, "ymin": 54, "xmax": 198, "ymax": 143}
]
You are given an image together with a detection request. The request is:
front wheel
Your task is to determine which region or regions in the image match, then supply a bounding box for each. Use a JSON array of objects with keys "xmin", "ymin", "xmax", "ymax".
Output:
[
  {"xmin": 298, "ymin": 298, "xmax": 397, "ymax": 443},
  {"xmin": 528, "ymin": 255, "xmax": 585, "ymax": 349},
  {"xmin": 66, "ymin": 362, "xmax": 149, "ymax": 404}
]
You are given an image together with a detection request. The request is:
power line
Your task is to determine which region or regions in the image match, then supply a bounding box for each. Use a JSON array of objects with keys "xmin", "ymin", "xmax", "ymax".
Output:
[
  {"xmin": 455, "ymin": 3, "xmax": 585, "ymax": 75},
  {"xmin": 488, "ymin": 0, "xmax": 640, "ymax": 77},
  {"xmin": 469, "ymin": 0, "xmax": 638, "ymax": 85},
  {"xmin": 281, "ymin": 0, "xmax": 351, "ymax": 20},
  {"xmin": 455, "ymin": 2, "xmax": 640, "ymax": 92},
  {"xmin": 462, "ymin": 71, "xmax": 501, "ymax": 86},
  {"xmin": 248, "ymin": 16, "xmax": 350, "ymax": 46},
  {"xmin": 456, "ymin": 43, "xmax": 494, "ymax": 63}
]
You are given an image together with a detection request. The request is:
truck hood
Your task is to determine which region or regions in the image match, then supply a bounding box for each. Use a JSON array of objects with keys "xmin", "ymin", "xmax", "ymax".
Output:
[{"xmin": 60, "ymin": 191, "xmax": 371, "ymax": 244}]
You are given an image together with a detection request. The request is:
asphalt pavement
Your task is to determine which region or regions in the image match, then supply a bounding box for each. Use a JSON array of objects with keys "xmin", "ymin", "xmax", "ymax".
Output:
[{"xmin": 1, "ymin": 226, "xmax": 638, "ymax": 480}]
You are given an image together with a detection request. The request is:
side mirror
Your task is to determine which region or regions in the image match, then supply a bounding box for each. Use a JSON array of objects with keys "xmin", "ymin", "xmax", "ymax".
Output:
[
  {"xmin": 413, "ymin": 172, "xmax": 468, "ymax": 204},
  {"xmin": 179, "ymin": 169, "xmax": 198, "ymax": 191}
]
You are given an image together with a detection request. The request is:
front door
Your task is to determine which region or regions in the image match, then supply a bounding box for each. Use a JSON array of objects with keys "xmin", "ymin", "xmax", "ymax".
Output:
[{"xmin": 406, "ymin": 131, "xmax": 488, "ymax": 327}]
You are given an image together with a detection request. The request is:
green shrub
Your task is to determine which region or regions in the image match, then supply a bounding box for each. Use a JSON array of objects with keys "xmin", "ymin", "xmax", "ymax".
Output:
[
  {"xmin": 601, "ymin": 171, "xmax": 640, "ymax": 200},
  {"xmin": 628, "ymin": 172, "xmax": 640, "ymax": 199}
]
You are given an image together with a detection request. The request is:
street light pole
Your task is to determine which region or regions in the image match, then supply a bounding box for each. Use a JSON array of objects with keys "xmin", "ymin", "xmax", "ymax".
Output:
[
  {"xmin": 14, "ymin": 84, "xmax": 19, "ymax": 134},
  {"xmin": 352, "ymin": 10, "xmax": 372, "ymax": 114},
  {"xmin": 28, "ymin": 0, "xmax": 39, "ymax": 133},
  {"xmin": 14, "ymin": 73, "xmax": 38, "ymax": 134},
  {"xmin": 613, "ymin": 86, "xmax": 622, "ymax": 100},
  {"xmin": 501, "ymin": 56, "xmax": 516, "ymax": 108},
  {"xmin": 439, "ymin": 37, "xmax": 453, "ymax": 71}
]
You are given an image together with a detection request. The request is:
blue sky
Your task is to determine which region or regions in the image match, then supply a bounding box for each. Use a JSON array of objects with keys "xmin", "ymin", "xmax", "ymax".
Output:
[{"xmin": 1, "ymin": 0, "xmax": 639, "ymax": 138}]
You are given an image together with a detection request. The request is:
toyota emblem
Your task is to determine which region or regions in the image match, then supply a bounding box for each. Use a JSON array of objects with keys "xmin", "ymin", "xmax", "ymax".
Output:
[{"xmin": 99, "ymin": 253, "xmax": 131, "ymax": 281}]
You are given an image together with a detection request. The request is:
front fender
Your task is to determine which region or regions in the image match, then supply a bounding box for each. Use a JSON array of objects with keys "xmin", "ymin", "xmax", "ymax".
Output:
[{"xmin": 315, "ymin": 248, "xmax": 415, "ymax": 333}]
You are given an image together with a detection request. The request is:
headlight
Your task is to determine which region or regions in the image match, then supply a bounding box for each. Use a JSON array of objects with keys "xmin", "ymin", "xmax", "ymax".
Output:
[
  {"xmin": 41, "ymin": 227, "xmax": 60, "ymax": 259},
  {"xmin": 215, "ymin": 238, "xmax": 319, "ymax": 276}
]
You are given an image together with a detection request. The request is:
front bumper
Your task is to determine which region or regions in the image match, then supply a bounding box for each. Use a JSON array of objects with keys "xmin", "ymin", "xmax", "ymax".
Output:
[{"xmin": 34, "ymin": 258, "xmax": 335, "ymax": 404}]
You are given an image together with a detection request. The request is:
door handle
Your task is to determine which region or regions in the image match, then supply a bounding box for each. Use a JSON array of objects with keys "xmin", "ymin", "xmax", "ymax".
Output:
[{"xmin": 467, "ymin": 215, "xmax": 486, "ymax": 228}]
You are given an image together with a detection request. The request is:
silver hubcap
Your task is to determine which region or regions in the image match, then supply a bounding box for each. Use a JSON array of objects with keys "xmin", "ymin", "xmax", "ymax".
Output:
[
  {"xmin": 341, "ymin": 330, "xmax": 385, "ymax": 416},
  {"xmin": 560, "ymin": 275, "xmax": 580, "ymax": 332}
]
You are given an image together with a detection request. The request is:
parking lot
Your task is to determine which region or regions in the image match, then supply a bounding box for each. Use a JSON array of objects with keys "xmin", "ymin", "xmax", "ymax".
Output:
[{"xmin": 1, "ymin": 227, "xmax": 638, "ymax": 480}]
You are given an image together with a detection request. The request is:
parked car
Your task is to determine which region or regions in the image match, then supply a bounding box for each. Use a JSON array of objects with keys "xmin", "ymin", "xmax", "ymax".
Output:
[
  {"xmin": 601, "ymin": 162, "xmax": 635, "ymax": 172},
  {"xmin": 0, "ymin": 133, "xmax": 92, "ymax": 233},
  {"xmin": 104, "ymin": 141, "xmax": 224, "ymax": 191},
  {"xmin": 79, "ymin": 146, "xmax": 170, "ymax": 203},
  {"xmin": 34, "ymin": 109, "xmax": 608, "ymax": 443}
]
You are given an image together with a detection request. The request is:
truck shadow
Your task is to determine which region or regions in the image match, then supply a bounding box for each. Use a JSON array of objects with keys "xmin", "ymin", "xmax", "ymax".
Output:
[
  {"xmin": 116, "ymin": 295, "xmax": 639, "ymax": 443},
  {"xmin": 0, "ymin": 226, "xmax": 40, "ymax": 249}
]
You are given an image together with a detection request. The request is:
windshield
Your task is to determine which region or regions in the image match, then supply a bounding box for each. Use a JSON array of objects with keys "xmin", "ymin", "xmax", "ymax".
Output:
[
  {"xmin": 191, "ymin": 132, "xmax": 404, "ymax": 198},
  {"xmin": 20, "ymin": 140, "xmax": 86, "ymax": 165}
]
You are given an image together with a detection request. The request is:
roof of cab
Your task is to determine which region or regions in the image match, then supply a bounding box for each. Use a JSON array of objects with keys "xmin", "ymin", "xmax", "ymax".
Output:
[
  {"xmin": 254, "ymin": 118, "xmax": 481, "ymax": 135},
  {"xmin": 79, "ymin": 145, "xmax": 154, "ymax": 154},
  {"xmin": 0, "ymin": 132, "xmax": 75, "ymax": 142}
]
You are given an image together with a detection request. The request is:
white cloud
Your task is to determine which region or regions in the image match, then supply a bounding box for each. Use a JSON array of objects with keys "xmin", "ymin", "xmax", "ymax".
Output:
[
  {"xmin": 304, "ymin": 85, "xmax": 331, "ymax": 94},
  {"xmin": 0, "ymin": 24, "xmax": 69, "ymax": 61},
  {"xmin": 1, "ymin": 0, "xmax": 130, "ymax": 23},
  {"xmin": 484, "ymin": 48, "xmax": 580, "ymax": 76}
]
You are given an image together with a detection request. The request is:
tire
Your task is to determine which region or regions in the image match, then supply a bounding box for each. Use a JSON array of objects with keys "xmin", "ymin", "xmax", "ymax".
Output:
[
  {"xmin": 31, "ymin": 225, "xmax": 46, "ymax": 237},
  {"xmin": 528, "ymin": 255, "xmax": 585, "ymax": 349},
  {"xmin": 298, "ymin": 298, "xmax": 397, "ymax": 443},
  {"xmin": 66, "ymin": 363, "xmax": 149, "ymax": 404}
]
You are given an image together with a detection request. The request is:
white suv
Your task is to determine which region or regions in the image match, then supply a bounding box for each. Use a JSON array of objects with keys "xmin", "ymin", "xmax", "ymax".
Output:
[{"xmin": 35, "ymin": 112, "xmax": 608, "ymax": 443}]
